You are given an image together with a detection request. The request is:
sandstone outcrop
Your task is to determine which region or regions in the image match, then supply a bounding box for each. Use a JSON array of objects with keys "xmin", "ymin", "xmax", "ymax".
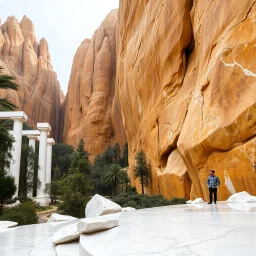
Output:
[
  {"xmin": 63, "ymin": 10, "xmax": 126, "ymax": 158},
  {"xmin": 117, "ymin": 0, "xmax": 256, "ymax": 200},
  {"xmin": 0, "ymin": 16, "xmax": 62, "ymax": 140},
  {"xmin": 117, "ymin": 0, "xmax": 194, "ymax": 198}
]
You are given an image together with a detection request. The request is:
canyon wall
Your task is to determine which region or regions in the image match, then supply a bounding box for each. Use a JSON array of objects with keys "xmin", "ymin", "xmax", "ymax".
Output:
[
  {"xmin": 63, "ymin": 9, "xmax": 126, "ymax": 159},
  {"xmin": 0, "ymin": 16, "xmax": 62, "ymax": 141},
  {"xmin": 117, "ymin": 0, "xmax": 256, "ymax": 200}
]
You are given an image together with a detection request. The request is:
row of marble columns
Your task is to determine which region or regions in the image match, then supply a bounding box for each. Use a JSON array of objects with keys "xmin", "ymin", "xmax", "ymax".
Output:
[{"xmin": 0, "ymin": 112, "xmax": 55, "ymax": 206}]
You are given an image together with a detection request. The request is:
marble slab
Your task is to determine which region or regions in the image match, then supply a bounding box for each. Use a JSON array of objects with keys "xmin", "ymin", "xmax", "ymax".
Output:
[
  {"xmin": 1, "ymin": 202, "xmax": 256, "ymax": 255},
  {"xmin": 0, "ymin": 220, "xmax": 77, "ymax": 256},
  {"xmin": 80, "ymin": 202, "xmax": 256, "ymax": 256}
]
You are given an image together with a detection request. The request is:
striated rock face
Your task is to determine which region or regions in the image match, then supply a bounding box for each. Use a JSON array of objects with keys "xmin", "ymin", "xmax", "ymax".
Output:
[
  {"xmin": 118, "ymin": 0, "xmax": 256, "ymax": 200},
  {"xmin": 0, "ymin": 16, "xmax": 62, "ymax": 141},
  {"xmin": 63, "ymin": 10, "xmax": 126, "ymax": 159},
  {"xmin": 178, "ymin": 0, "xmax": 256, "ymax": 199},
  {"xmin": 117, "ymin": 0, "xmax": 194, "ymax": 198}
]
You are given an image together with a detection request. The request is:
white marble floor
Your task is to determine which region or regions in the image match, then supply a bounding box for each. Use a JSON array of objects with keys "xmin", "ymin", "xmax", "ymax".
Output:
[{"xmin": 1, "ymin": 202, "xmax": 256, "ymax": 256}]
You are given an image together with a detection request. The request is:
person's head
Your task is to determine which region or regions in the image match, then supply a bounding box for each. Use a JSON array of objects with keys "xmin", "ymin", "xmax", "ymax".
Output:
[{"xmin": 210, "ymin": 170, "xmax": 215, "ymax": 176}]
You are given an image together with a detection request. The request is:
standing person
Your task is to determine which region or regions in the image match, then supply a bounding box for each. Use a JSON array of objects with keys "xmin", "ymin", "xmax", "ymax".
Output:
[{"xmin": 207, "ymin": 170, "xmax": 220, "ymax": 204}]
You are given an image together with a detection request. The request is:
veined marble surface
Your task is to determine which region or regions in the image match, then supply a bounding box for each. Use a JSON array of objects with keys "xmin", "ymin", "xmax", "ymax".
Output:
[
  {"xmin": 80, "ymin": 202, "xmax": 256, "ymax": 256},
  {"xmin": 1, "ymin": 203, "xmax": 256, "ymax": 256},
  {"xmin": 0, "ymin": 220, "xmax": 77, "ymax": 256}
]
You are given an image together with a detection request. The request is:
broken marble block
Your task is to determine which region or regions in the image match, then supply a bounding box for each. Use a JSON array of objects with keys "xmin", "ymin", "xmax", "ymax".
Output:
[
  {"xmin": 77, "ymin": 218, "xmax": 119, "ymax": 234},
  {"xmin": 122, "ymin": 207, "xmax": 136, "ymax": 212},
  {"xmin": 191, "ymin": 198, "xmax": 204, "ymax": 204},
  {"xmin": 0, "ymin": 221, "xmax": 18, "ymax": 229},
  {"xmin": 227, "ymin": 191, "xmax": 256, "ymax": 203},
  {"xmin": 52, "ymin": 223, "xmax": 80, "ymax": 245},
  {"xmin": 47, "ymin": 213, "xmax": 77, "ymax": 223},
  {"xmin": 86, "ymin": 194, "xmax": 122, "ymax": 218}
]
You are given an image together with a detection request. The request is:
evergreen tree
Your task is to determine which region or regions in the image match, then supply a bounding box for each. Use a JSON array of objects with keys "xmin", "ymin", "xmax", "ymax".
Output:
[
  {"xmin": 123, "ymin": 143, "xmax": 128, "ymax": 167},
  {"xmin": 134, "ymin": 150, "xmax": 150, "ymax": 194},
  {"xmin": 0, "ymin": 124, "xmax": 14, "ymax": 171},
  {"xmin": 113, "ymin": 143, "xmax": 121, "ymax": 163},
  {"xmin": 58, "ymin": 171, "xmax": 91, "ymax": 217},
  {"xmin": 76, "ymin": 139, "xmax": 89, "ymax": 159},
  {"xmin": 52, "ymin": 143, "xmax": 74, "ymax": 175},
  {"xmin": 0, "ymin": 169, "xmax": 16, "ymax": 213}
]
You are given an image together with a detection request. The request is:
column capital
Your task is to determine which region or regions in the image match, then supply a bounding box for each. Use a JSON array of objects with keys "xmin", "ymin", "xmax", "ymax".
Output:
[
  {"xmin": 47, "ymin": 138, "xmax": 55, "ymax": 145},
  {"xmin": 0, "ymin": 111, "xmax": 28, "ymax": 122},
  {"xmin": 27, "ymin": 135, "xmax": 38, "ymax": 141},
  {"xmin": 11, "ymin": 116, "xmax": 27, "ymax": 123},
  {"xmin": 37, "ymin": 123, "xmax": 51, "ymax": 132}
]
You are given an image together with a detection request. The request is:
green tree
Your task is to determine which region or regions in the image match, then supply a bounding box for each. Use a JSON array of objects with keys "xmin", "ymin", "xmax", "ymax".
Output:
[
  {"xmin": 123, "ymin": 143, "xmax": 128, "ymax": 167},
  {"xmin": 76, "ymin": 139, "xmax": 89, "ymax": 159},
  {"xmin": 58, "ymin": 171, "xmax": 91, "ymax": 217},
  {"xmin": 19, "ymin": 144, "xmax": 37, "ymax": 197},
  {"xmin": 52, "ymin": 143, "xmax": 74, "ymax": 175},
  {"xmin": 0, "ymin": 124, "xmax": 14, "ymax": 171},
  {"xmin": 70, "ymin": 139, "xmax": 91, "ymax": 175},
  {"xmin": 45, "ymin": 167, "xmax": 61, "ymax": 205},
  {"xmin": 45, "ymin": 181, "xmax": 59, "ymax": 205},
  {"xmin": 134, "ymin": 150, "xmax": 150, "ymax": 195},
  {"xmin": 0, "ymin": 67, "xmax": 18, "ymax": 111},
  {"xmin": 103, "ymin": 164, "xmax": 128, "ymax": 197},
  {"xmin": 113, "ymin": 143, "xmax": 121, "ymax": 163},
  {"xmin": 0, "ymin": 169, "xmax": 16, "ymax": 213},
  {"xmin": 119, "ymin": 143, "xmax": 128, "ymax": 167}
]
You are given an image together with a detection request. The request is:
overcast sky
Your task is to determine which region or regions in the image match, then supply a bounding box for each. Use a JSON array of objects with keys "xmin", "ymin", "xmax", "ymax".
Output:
[{"xmin": 1, "ymin": 0, "xmax": 119, "ymax": 94}]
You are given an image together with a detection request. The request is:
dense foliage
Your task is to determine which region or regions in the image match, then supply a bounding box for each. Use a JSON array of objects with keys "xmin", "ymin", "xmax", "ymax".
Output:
[
  {"xmin": 91, "ymin": 143, "xmax": 129, "ymax": 196},
  {"xmin": 0, "ymin": 202, "xmax": 38, "ymax": 225},
  {"xmin": 0, "ymin": 169, "xmax": 16, "ymax": 213},
  {"xmin": 103, "ymin": 164, "xmax": 130, "ymax": 196},
  {"xmin": 0, "ymin": 123, "xmax": 14, "ymax": 171},
  {"xmin": 113, "ymin": 191, "xmax": 186, "ymax": 209},
  {"xmin": 134, "ymin": 150, "xmax": 150, "ymax": 194},
  {"xmin": 0, "ymin": 67, "xmax": 18, "ymax": 111},
  {"xmin": 52, "ymin": 143, "xmax": 74, "ymax": 176},
  {"xmin": 58, "ymin": 171, "xmax": 91, "ymax": 218},
  {"xmin": 56, "ymin": 139, "xmax": 92, "ymax": 217}
]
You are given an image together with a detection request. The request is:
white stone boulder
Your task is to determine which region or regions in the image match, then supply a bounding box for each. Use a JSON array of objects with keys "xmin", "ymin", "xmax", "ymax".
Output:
[
  {"xmin": 47, "ymin": 213, "xmax": 77, "ymax": 223},
  {"xmin": 122, "ymin": 207, "xmax": 136, "ymax": 212},
  {"xmin": 0, "ymin": 221, "xmax": 18, "ymax": 229},
  {"xmin": 77, "ymin": 218, "xmax": 119, "ymax": 234},
  {"xmin": 191, "ymin": 198, "xmax": 204, "ymax": 204},
  {"xmin": 186, "ymin": 200, "xmax": 192, "ymax": 204},
  {"xmin": 86, "ymin": 194, "xmax": 122, "ymax": 218},
  {"xmin": 227, "ymin": 191, "xmax": 256, "ymax": 203},
  {"xmin": 52, "ymin": 223, "xmax": 80, "ymax": 245}
]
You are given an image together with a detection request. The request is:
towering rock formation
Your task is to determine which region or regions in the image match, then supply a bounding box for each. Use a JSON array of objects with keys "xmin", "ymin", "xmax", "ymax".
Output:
[
  {"xmin": 63, "ymin": 10, "xmax": 126, "ymax": 159},
  {"xmin": 0, "ymin": 16, "xmax": 62, "ymax": 141},
  {"xmin": 117, "ymin": 0, "xmax": 256, "ymax": 200}
]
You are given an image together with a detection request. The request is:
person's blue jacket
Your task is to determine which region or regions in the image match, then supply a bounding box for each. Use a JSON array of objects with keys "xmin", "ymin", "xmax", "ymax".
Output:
[{"xmin": 207, "ymin": 175, "xmax": 220, "ymax": 188}]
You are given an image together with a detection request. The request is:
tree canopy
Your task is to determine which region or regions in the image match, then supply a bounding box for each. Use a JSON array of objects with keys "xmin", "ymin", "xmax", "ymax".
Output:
[{"xmin": 134, "ymin": 150, "xmax": 150, "ymax": 194}]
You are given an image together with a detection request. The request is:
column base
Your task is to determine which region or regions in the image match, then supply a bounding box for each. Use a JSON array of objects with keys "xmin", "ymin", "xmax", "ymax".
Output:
[{"xmin": 33, "ymin": 196, "xmax": 50, "ymax": 207}]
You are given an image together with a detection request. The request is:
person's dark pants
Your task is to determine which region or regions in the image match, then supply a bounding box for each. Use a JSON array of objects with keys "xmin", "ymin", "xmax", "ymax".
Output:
[{"xmin": 209, "ymin": 187, "xmax": 217, "ymax": 203}]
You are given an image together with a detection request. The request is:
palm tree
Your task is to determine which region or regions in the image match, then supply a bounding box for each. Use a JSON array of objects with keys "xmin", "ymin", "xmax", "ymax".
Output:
[
  {"xmin": 103, "ymin": 164, "xmax": 128, "ymax": 196},
  {"xmin": 0, "ymin": 67, "xmax": 18, "ymax": 111}
]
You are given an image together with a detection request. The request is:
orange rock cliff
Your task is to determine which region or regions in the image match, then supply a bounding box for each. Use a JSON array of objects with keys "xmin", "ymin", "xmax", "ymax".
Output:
[
  {"xmin": 117, "ymin": 0, "xmax": 256, "ymax": 201},
  {"xmin": 0, "ymin": 15, "xmax": 62, "ymax": 141},
  {"xmin": 2, "ymin": 0, "xmax": 256, "ymax": 201},
  {"xmin": 62, "ymin": 9, "xmax": 127, "ymax": 159}
]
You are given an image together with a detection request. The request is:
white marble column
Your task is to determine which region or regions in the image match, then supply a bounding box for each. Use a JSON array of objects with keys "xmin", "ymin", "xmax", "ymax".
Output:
[
  {"xmin": 10, "ymin": 117, "xmax": 25, "ymax": 197},
  {"xmin": 28, "ymin": 135, "xmax": 37, "ymax": 151},
  {"xmin": 35, "ymin": 123, "xmax": 51, "ymax": 206},
  {"xmin": 46, "ymin": 138, "xmax": 55, "ymax": 185}
]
